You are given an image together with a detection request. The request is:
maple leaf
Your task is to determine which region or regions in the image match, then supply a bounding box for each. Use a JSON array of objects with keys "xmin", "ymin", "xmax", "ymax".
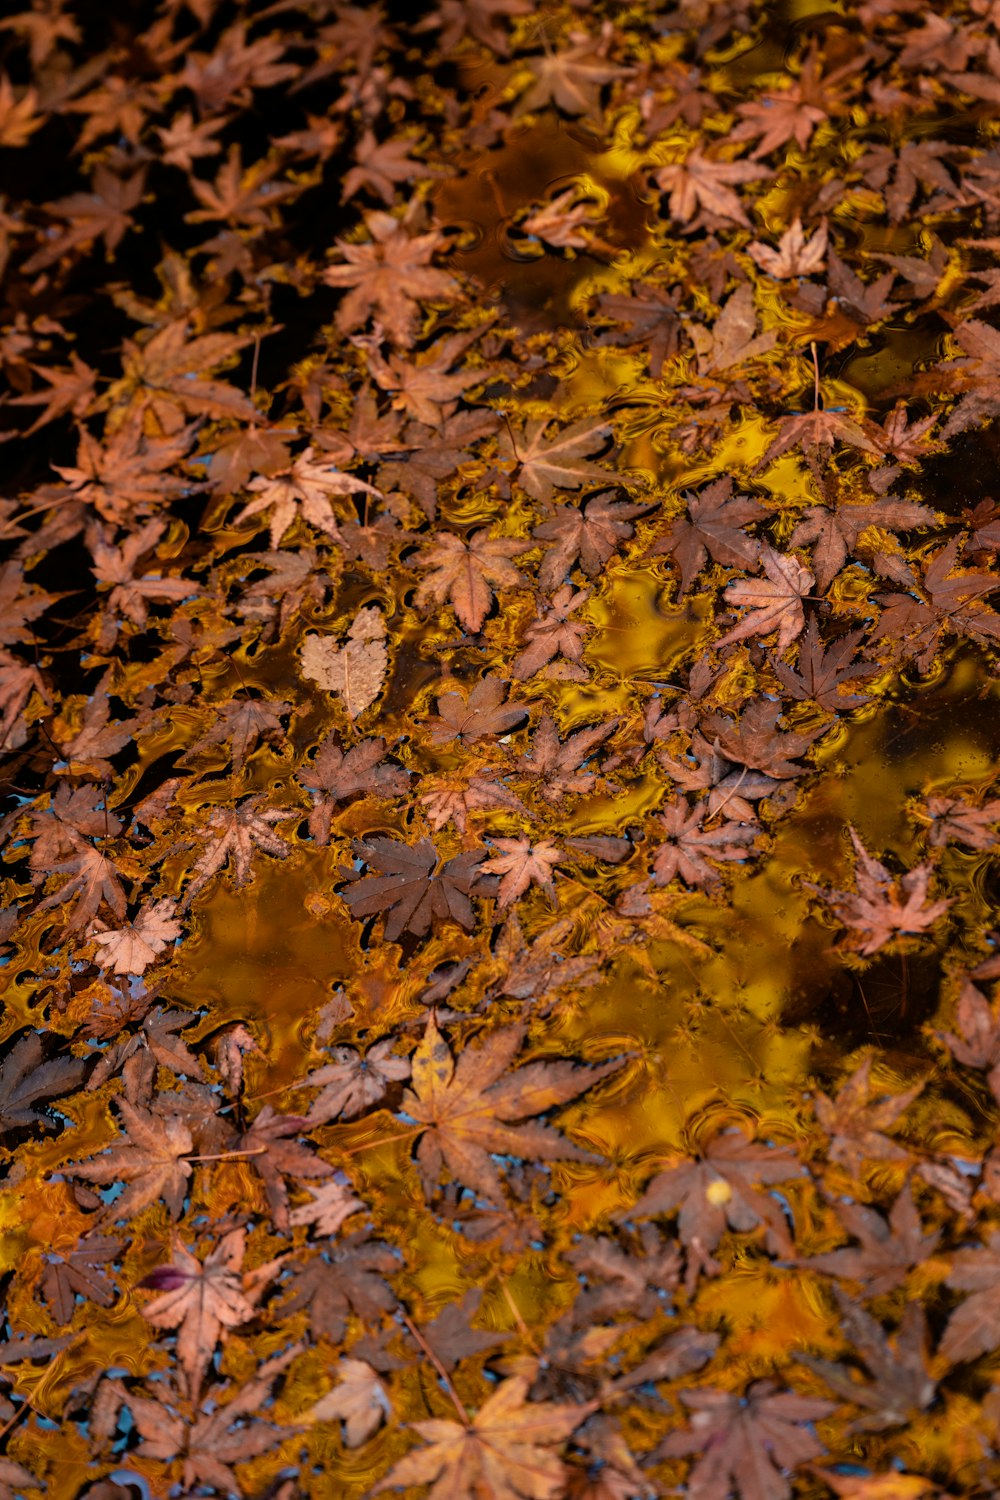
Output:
[
  {"xmin": 305, "ymin": 1357, "xmax": 391, "ymax": 1446},
  {"xmin": 511, "ymin": 585, "xmax": 591, "ymax": 680},
  {"xmin": 414, "ymin": 0, "xmax": 531, "ymax": 53},
  {"xmin": 323, "ymin": 209, "xmax": 461, "ymax": 345},
  {"xmin": 140, "ymin": 1230, "xmax": 273, "ymax": 1399},
  {"xmin": 420, "ymin": 770, "xmax": 528, "ymax": 833},
  {"xmin": 652, "ymin": 797, "xmax": 758, "ymax": 888},
  {"xmin": 377, "ymin": 407, "xmax": 498, "ymax": 520},
  {"xmin": 426, "ymin": 675, "xmax": 527, "ymax": 743},
  {"xmin": 732, "ymin": 92, "xmax": 828, "ymax": 158},
  {"xmin": 69, "ymin": 1098, "xmax": 193, "ymax": 1221},
  {"xmin": 49, "ymin": 419, "xmax": 195, "ymax": 525},
  {"xmin": 300, "ymin": 606, "xmax": 388, "ymax": 719},
  {"xmin": 482, "ymin": 836, "xmax": 563, "ymax": 907},
  {"xmin": 533, "ymin": 492, "xmax": 649, "ymax": 590},
  {"xmin": 234, "ymin": 445, "xmax": 383, "ymax": 547},
  {"xmin": 939, "ymin": 1233, "xmax": 1000, "ymax": 1364},
  {"xmin": 288, "ymin": 1178, "xmax": 366, "ymax": 1236},
  {"xmin": 688, "ymin": 282, "xmax": 779, "ymax": 378},
  {"xmin": 619, "ymin": 1129, "xmax": 802, "ymax": 1288},
  {"xmin": 402, "ymin": 1015, "xmax": 621, "ymax": 1204},
  {"xmin": 794, "ymin": 1182, "xmax": 941, "ymax": 1296},
  {"xmin": 590, "ymin": 281, "xmax": 682, "ymax": 377},
  {"xmin": 0, "ymin": 1034, "xmax": 85, "ymax": 1138},
  {"xmin": 799, "ymin": 1295, "xmax": 936, "ymax": 1431},
  {"xmin": 419, "ymin": 1289, "xmax": 512, "ymax": 1371},
  {"xmin": 813, "ymin": 1057, "xmax": 923, "ymax": 1175},
  {"xmin": 819, "ymin": 828, "xmax": 951, "ymax": 956},
  {"xmin": 281, "ymin": 1230, "xmax": 399, "ymax": 1343},
  {"xmin": 182, "ymin": 694, "xmax": 290, "ymax": 771},
  {"xmin": 748, "ymin": 218, "xmax": 828, "ymax": 278},
  {"xmin": 343, "ymin": 837, "xmax": 491, "ymax": 940},
  {"xmin": 498, "ymin": 416, "xmax": 612, "ymax": 503},
  {"xmin": 231, "ymin": 1105, "xmax": 334, "ymax": 1232},
  {"xmin": 649, "ymin": 477, "xmax": 768, "ymax": 594},
  {"xmin": 716, "ymin": 544, "xmax": 814, "ymax": 653},
  {"xmin": 22, "ymin": 165, "xmax": 145, "ymax": 273},
  {"xmin": 40, "ymin": 1234, "xmax": 121, "ymax": 1327},
  {"xmin": 925, "ymin": 794, "xmax": 1000, "ymax": 851},
  {"xmin": 35, "ymin": 840, "xmax": 128, "ymax": 933},
  {"xmin": 298, "ymin": 735, "xmax": 408, "ymax": 843},
  {"xmin": 89, "ymin": 897, "xmax": 182, "ymax": 975},
  {"xmin": 181, "ymin": 798, "xmax": 295, "ymax": 910},
  {"xmin": 301, "ymin": 1041, "xmax": 411, "ymax": 1123},
  {"xmin": 515, "ymin": 714, "xmax": 616, "ymax": 801},
  {"xmin": 652, "ymin": 149, "xmax": 769, "ymax": 227},
  {"xmin": 0, "ymin": 561, "xmax": 49, "ymax": 645},
  {"xmin": 414, "ymin": 529, "xmax": 532, "ymax": 632},
  {"xmin": 130, "ymin": 1351, "xmax": 297, "ymax": 1494},
  {"xmin": 110, "ymin": 322, "xmax": 257, "ymax": 432},
  {"xmin": 788, "ymin": 497, "xmax": 935, "ymax": 592},
  {"xmin": 375, "ymin": 1373, "xmax": 589, "ymax": 1498},
  {"xmin": 757, "ymin": 406, "xmax": 883, "ymax": 473},
  {"xmin": 519, "ymin": 36, "xmax": 630, "ymax": 117},
  {"xmin": 773, "ymin": 618, "xmax": 876, "ymax": 710},
  {"xmin": 659, "ymin": 1380, "xmax": 835, "ymax": 1500},
  {"xmin": 939, "ymin": 979, "xmax": 1000, "ymax": 1101}
]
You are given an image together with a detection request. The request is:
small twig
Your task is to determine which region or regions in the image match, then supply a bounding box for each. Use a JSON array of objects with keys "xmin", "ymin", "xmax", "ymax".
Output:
[
  {"xmin": 810, "ymin": 341, "xmax": 821, "ymax": 412},
  {"xmin": 398, "ymin": 1310, "xmax": 469, "ymax": 1424}
]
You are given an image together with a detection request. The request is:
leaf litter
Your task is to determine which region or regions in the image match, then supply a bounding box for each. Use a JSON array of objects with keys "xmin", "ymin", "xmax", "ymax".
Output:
[{"xmin": 1, "ymin": 1, "xmax": 1000, "ymax": 1498}]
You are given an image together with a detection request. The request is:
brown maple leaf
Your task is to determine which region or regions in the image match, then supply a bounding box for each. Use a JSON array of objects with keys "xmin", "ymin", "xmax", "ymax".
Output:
[
  {"xmin": 482, "ymin": 836, "xmax": 563, "ymax": 907},
  {"xmin": 298, "ymin": 736, "xmax": 409, "ymax": 844},
  {"xmin": 688, "ymin": 283, "xmax": 779, "ymax": 377},
  {"xmin": 511, "ymin": 585, "xmax": 591, "ymax": 680},
  {"xmin": 940, "ymin": 1233, "xmax": 1000, "ymax": 1364},
  {"xmin": 799, "ymin": 1295, "xmax": 935, "ymax": 1431},
  {"xmin": 140, "ymin": 1229, "xmax": 272, "ymax": 1399},
  {"xmin": 925, "ymin": 794, "xmax": 1000, "ymax": 851},
  {"xmin": 659, "ymin": 1381, "xmax": 835, "ymax": 1500},
  {"xmin": 40, "ymin": 1234, "xmax": 121, "ymax": 1326},
  {"xmin": 788, "ymin": 496, "xmax": 935, "ymax": 592},
  {"xmin": 375, "ymin": 1373, "xmax": 589, "ymax": 1497},
  {"xmin": 939, "ymin": 979, "xmax": 1000, "ymax": 1101},
  {"xmin": 748, "ymin": 218, "xmax": 828, "ymax": 278},
  {"xmin": 182, "ymin": 694, "xmax": 290, "ymax": 771},
  {"xmin": 425, "ymin": 674, "xmax": 527, "ymax": 743},
  {"xmin": 323, "ymin": 209, "xmax": 461, "ymax": 345},
  {"xmin": 498, "ymin": 415, "xmax": 612, "ymax": 503},
  {"xmin": 306, "ymin": 1357, "xmax": 391, "ymax": 1447},
  {"xmin": 0, "ymin": 1034, "xmax": 85, "ymax": 1139},
  {"xmin": 181, "ymin": 798, "xmax": 295, "ymax": 910},
  {"xmin": 515, "ymin": 714, "xmax": 616, "ymax": 801},
  {"xmin": 402, "ymin": 1015, "xmax": 621, "ymax": 1204},
  {"xmin": 795, "ymin": 1182, "xmax": 941, "ymax": 1296},
  {"xmin": 819, "ymin": 828, "xmax": 951, "ymax": 956},
  {"xmin": 533, "ymin": 492, "xmax": 649, "ymax": 590},
  {"xmin": 69, "ymin": 1098, "xmax": 193, "ymax": 1222},
  {"xmin": 652, "ymin": 797, "xmax": 758, "ymax": 888},
  {"xmin": 281, "ymin": 1230, "xmax": 398, "ymax": 1343},
  {"xmin": 619, "ymin": 1128, "xmax": 802, "ymax": 1288},
  {"xmin": 130, "ymin": 1350, "xmax": 296, "ymax": 1494},
  {"xmin": 518, "ymin": 36, "xmax": 630, "ymax": 117},
  {"xmin": 772, "ymin": 618, "xmax": 876, "ymax": 710},
  {"xmin": 716, "ymin": 544, "xmax": 814, "ymax": 653},
  {"xmin": 813, "ymin": 1057, "xmax": 923, "ymax": 1175},
  {"xmin": 649, "ymin": 477, "xmax": 768, "ymax": 594},
  {"xmin": 342, "ymin": 837, "xmax": 491, "ymax": 940},
  {"xmin": 234, "ymin": 445, "xmax": 383, "ymax": 548},
  {"xmin": 419, "ymin": 770, "xmax": 528, "ymax": 833},
  {"xmin": 414, "ymin": 528, "xmax": 532, "ymax": 632},
  {"xmin": 89, "ymin": 897, "xmax": 182, "ymax": 976},
  {"xmin": 300, "ymin": 1040, "xmax": 411, "ymax": 1124},
  {"xmin": 652, "ymin": 149, "xmax": 769, "ymax": 227}
]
